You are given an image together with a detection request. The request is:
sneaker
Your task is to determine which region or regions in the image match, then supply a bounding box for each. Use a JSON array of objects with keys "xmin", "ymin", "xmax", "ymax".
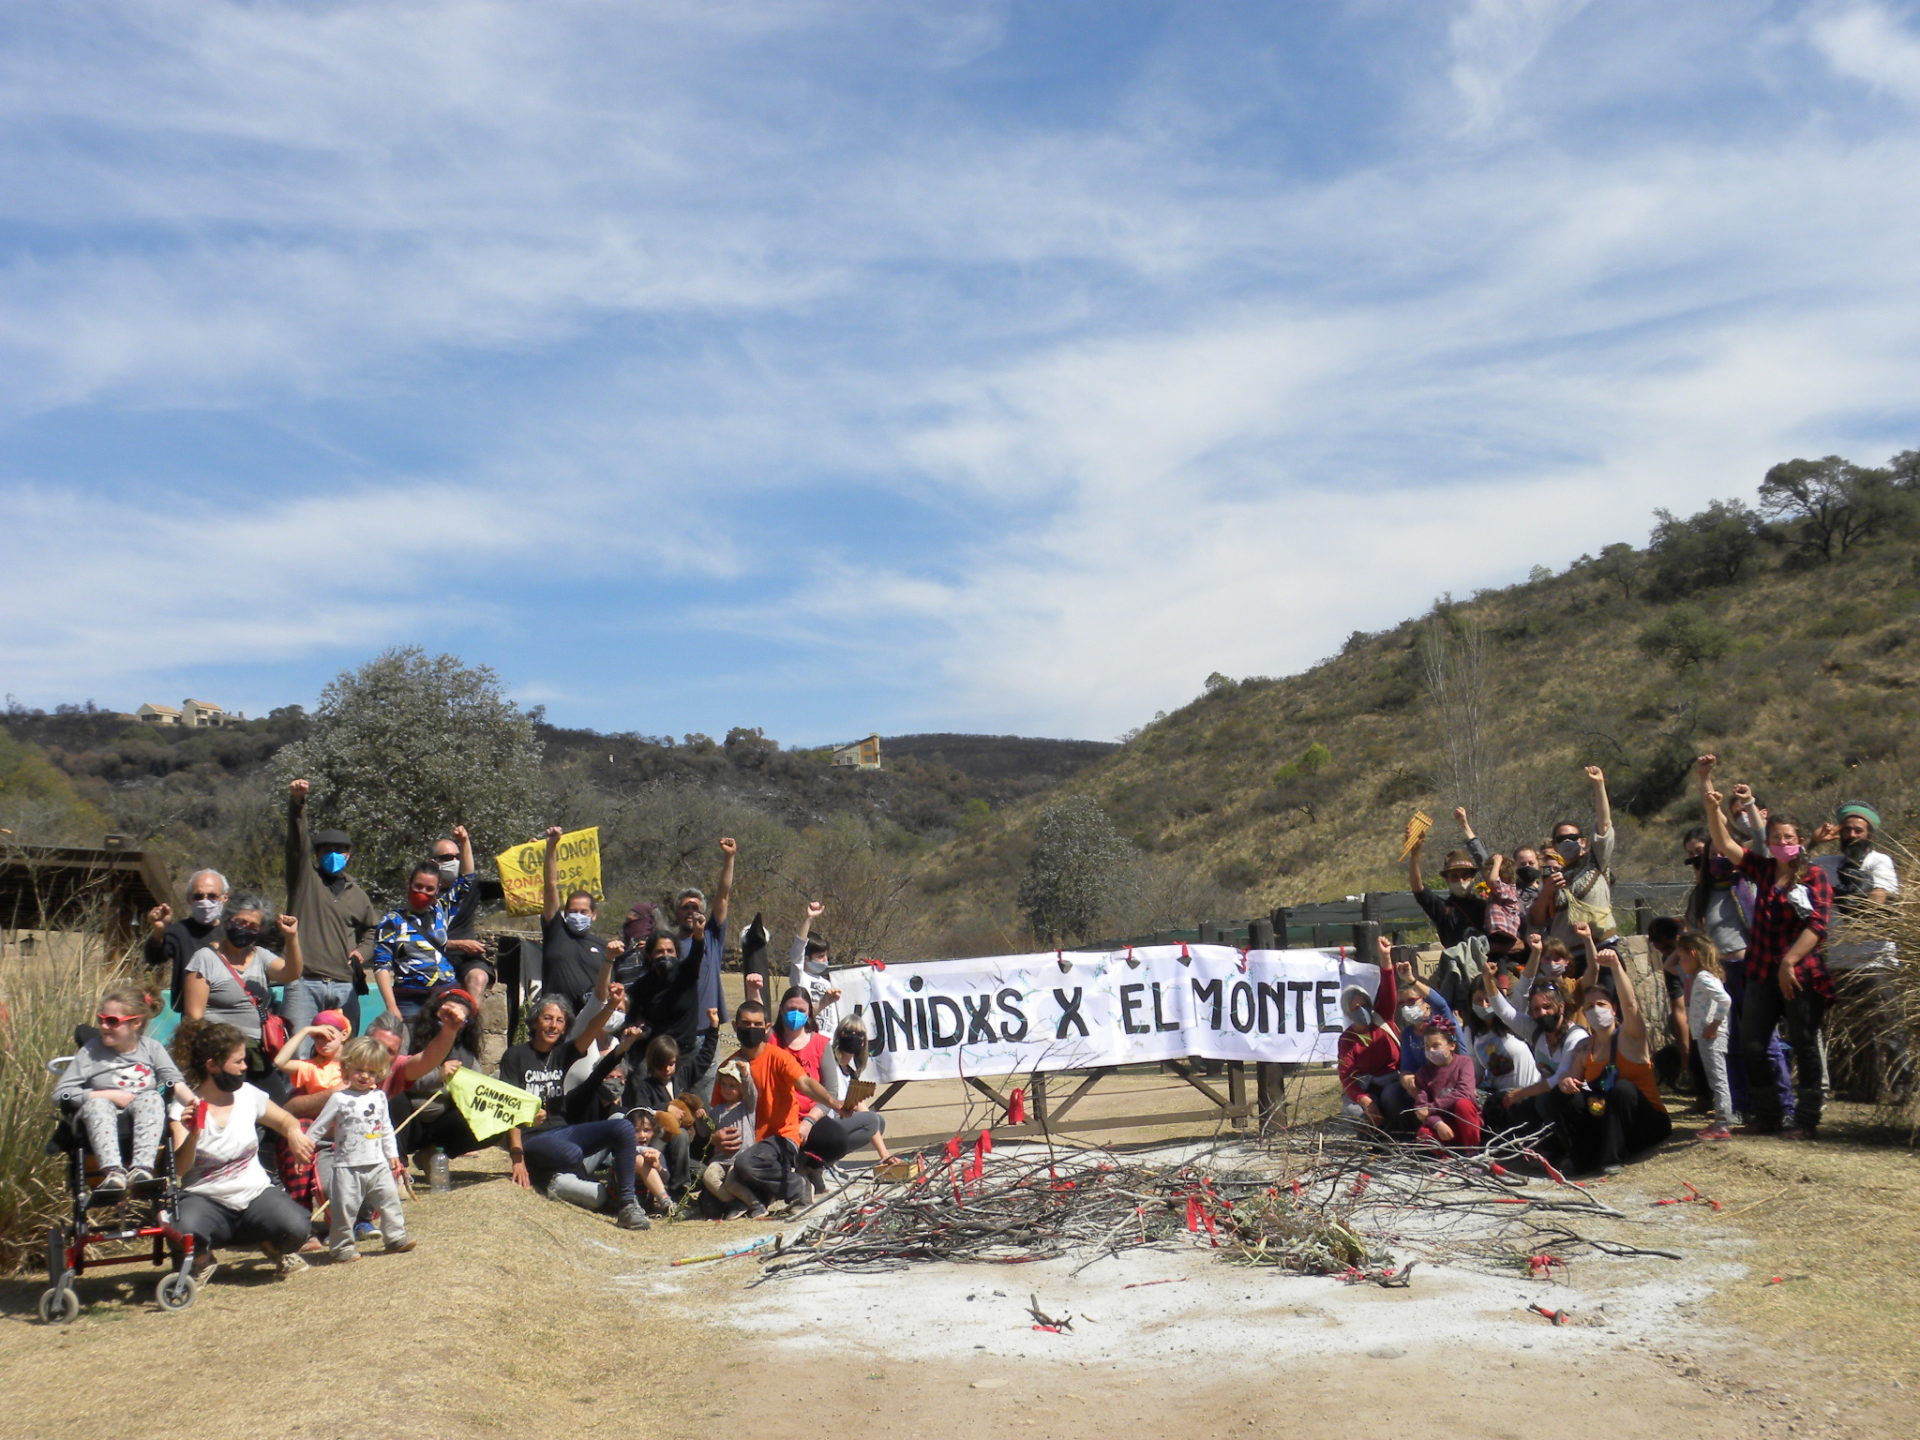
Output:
[
  {"xmin": 1601, "ymin": 1163, "xmax": 1624, "ymax": 1176},
  {"xmin": 1781, "ymin": 1127, "xmax": 1817, "ymax": 1142},
  {"xmin": 126, "ymin": 1166, "xmax": 157, "ymax": 1190},
  {"xmin": 1698, "ymin": 1125, "xmax": 1733, "ymax": 1141},
  {"xmin": 353, "ymin": 1221, "xmax": 377, "ymax": 1241},
  {"xmin": 743, "ymin": 1201, "xmax": 769, "ymax": 1220},
  {"xmin": 274, "ymin": 1253, "xmax": 309, "ymax": 1276},
  {"xmin": 93, "ymin": 1168, "xmax": 127, "ymax": 1200},
  {"xmin": 385, "ymin": 1236, "xmax": 417, "ymax": 1254},
  {"xmin": 330, "ymin": 1249, "xmax": 361, "ymax": 1264},
  {"xmin": 615, "ymin": 1202, "xmax": 652, "ymax": 1230}
]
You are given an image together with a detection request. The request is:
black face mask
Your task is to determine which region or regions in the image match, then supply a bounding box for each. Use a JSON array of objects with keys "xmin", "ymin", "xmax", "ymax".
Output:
[
  {"xmin": 1515, "ymin": 865, "xmax": 1541, "ymax": 886},
  {"xmin": 224, "ymin": 920, "xmax": 260, "ymax": 948},
  {"xmin": 211, "ymin": 1071, "xmax": 246, "ymax": 1093},
  {"xmin": 733, "ymin": 1025, "xmax": 768, "ymax": 1048}
]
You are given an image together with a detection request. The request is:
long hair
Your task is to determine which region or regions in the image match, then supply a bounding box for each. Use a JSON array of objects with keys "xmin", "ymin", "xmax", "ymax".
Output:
[{"xmin": 409, "ymin": 985, "xmax": 483, "ymax": 1057}]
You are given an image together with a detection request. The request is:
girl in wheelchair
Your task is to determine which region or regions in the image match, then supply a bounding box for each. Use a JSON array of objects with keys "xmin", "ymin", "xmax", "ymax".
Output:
[{"xmin": 52, "ymin": 982, "xmax": 196, "ymax": 1199}]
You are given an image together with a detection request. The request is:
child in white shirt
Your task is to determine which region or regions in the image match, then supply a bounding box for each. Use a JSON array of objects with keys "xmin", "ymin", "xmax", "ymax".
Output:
[
  {"xmin": 1676, "ymin": 931, "xmax": 1735, "ymax": 1140},
  {"xmin": 308, "ymin": 1037, "xmax": 413, "ymax": 1260}
]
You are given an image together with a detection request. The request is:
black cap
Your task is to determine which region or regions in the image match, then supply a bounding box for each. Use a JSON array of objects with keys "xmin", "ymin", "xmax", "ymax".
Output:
[
  {"xmin": 799, "ymin": 1117, "xmax": 850, "ymax": 1168},
  {"xmin": 312, "ymin": 829, "xmax": 351, "ymax": 849}
]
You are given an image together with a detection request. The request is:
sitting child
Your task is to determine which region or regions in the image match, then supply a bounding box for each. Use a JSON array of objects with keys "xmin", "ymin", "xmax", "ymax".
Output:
[
  {"xmin": 1405, "ymin": 1021, "xmax": 1482, "ymax": 1148},
  {"xmin": 307, "ymin": 1037, "xmax": 413, "ymax": 1261},
  {"xmin": 629, "ymin": 1107, "xmax": 672, "ymax": 1215},
  {"xmin": 698, "ymin": 1060, "xmax": 759, "ymax": 1210},
  {"xmin": 53, "ymin": 982, "xmax": 196, "ymax": 1197}
]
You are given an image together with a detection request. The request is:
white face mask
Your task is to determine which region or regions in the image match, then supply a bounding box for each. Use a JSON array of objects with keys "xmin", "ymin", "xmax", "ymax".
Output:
[
  {"xmin": 1398, "ymin": 1004, "xmax": 1423, "ymax": 1027},
  {"xmin": 1447, "ymin": 877, "xmax": 1474, "ymax": 897},
  {"xmin": 1424, "ymin": 1048, "xmax": 1450, "ymax": 1066},
  {"xmin": 190, "ymin": 897, "xmax": 225, "ymax": 925},
  {"xmin": 1586, "ymin": 1006, "xmax": 1615, "ymax": 1030},
  {"xmin": 436, "ymin": 859, "xmax": 459, "ymax": 883}
]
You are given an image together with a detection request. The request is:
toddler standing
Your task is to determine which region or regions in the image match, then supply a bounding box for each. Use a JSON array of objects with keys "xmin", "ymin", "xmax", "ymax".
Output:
[
  {"xmin": 1675, "ymin": 931, "xmax": 1734, "ymax": 1140},
  {"xmin": 307, "ymin": 1037, "xmax": 414, "ymax": 1260}
]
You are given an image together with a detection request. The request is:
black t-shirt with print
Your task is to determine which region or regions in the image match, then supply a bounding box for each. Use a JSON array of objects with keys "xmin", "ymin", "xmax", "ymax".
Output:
[{"xmin": 498, "ymin": 1042, "xmax": 572, "ymax": 1132}]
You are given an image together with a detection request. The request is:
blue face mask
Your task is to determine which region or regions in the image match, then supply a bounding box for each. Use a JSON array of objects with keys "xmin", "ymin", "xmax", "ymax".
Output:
[
  {"xmin": 317, "ymin": 851, "xmax": 348, "ymax": 877},
  {"xmin": 782, "ymin": 1009, "xmax": 809, "ymax": 1031}
]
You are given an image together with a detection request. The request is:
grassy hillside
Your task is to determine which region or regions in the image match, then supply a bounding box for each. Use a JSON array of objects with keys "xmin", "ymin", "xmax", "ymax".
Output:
[{"xmin": 908, "ymin": 509, "xmax": 1920, "ymax": 950}]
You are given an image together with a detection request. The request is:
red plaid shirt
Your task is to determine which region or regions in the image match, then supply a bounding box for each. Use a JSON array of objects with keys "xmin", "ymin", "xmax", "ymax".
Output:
[{"xmin": 1737, "ymin": 852, "xmax": 1834, "ymax": 1001}]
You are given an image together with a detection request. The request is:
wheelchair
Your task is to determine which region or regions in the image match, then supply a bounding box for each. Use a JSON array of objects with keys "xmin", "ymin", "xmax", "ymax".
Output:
[{"xmin": 41, "ymin": 1038, "xmax": 198, "ymax": 1324}]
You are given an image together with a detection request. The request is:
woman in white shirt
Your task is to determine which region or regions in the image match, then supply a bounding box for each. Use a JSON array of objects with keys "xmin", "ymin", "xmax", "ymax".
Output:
[{"xmin": 169, "ymin": 1022, "xmax": 316, "ymax": 1282}]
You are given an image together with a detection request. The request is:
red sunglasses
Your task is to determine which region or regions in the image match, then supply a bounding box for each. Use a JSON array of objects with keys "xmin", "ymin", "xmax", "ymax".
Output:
[{"xmin": 97, "ymin": 1014, "xmax": 140, "ymax": 1028}]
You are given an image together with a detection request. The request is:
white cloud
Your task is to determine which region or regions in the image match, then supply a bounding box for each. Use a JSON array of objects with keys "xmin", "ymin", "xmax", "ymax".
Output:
[
  {"xmin": 1807, "ymin": 1, "xmax": 1920, "ymax": 103},
  {"xmin": 1446, "ymin": 0, "xmax": 1593, "ymax": 134}
]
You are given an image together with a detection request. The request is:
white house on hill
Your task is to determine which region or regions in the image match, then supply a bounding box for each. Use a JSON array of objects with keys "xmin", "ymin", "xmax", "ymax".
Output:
[{"xmin": 832, "ymin": 734, "xmax": 882, "ymax": 770}]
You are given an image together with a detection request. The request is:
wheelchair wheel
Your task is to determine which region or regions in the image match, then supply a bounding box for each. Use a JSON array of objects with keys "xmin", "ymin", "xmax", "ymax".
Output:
[
  {"xmin": 38, "ymin": 1287, "xmax": 79, "ymax": 1326},
  {"xmin": 155, "ymin": 1272, "xmax": 198, "ymax": 1312}
]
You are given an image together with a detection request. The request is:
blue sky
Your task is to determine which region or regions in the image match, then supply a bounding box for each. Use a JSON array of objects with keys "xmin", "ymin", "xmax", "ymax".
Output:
[{"xmin": 4, "ymin": 0, "xmax": 1920, "ymax": 744}]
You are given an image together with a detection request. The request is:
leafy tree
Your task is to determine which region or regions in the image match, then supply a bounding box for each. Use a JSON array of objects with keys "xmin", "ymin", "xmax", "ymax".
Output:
[
  {"xmin": 1269, "ymin": 742, "xmax": 1335, "ymax": 823},
  {"xmin": 1591, "ymin": 542, "xmax": 1642, "ymax": 600},
  {"xmin": 1017, "ymin": 795, "xmax": 1138, "ymax": 946},
  {"xmin": 0, "ymin": 731, "xmax": 111, "ymax": 843},
  {"xmin": 1645, "ymin": 500, "xmax": 1760, "ymax": 598},
  {"xmin": 271, "ymin": 649, "xmax": 545, "ymax": 895},
  {"xmin": 1636, "ymin": 605, "xmax": 1733, "ymax": 671},
  {"xmin": 1758, "ymin": 456, "xmax": 1903, "ymax": 562}
]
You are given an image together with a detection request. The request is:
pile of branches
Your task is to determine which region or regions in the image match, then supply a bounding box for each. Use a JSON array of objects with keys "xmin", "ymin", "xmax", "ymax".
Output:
[{"xmin": 760, "ymin": 1123, "xmax": 1680, "ymax": 1283}]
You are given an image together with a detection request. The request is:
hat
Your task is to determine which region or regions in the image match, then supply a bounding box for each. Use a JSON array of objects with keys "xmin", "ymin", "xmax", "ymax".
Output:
[
  {"xmin": 799, "ymin": 1117, "xmax": 851, "ymax": 1168},
  {"xmin": 311, "ymin": 829, "xmax": 351, "ymax": 849},
  {"xmin": 313, "ymin": 1009, "xmax": 350, "ymax": 1032},
  {"xmin": 1441, "ymin": 849, "xmax": 1476, "ymax": 877},
  {"xmin": 1837, "ymin": 802, "xmax": 1882, "ymax": 831}
]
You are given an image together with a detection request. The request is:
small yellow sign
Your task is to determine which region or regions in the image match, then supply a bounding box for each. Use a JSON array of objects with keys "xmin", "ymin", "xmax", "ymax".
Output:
[
  {"xmin": 494, "ymin": 826, "xmax": 602, "ymax": 918},
  {"xmin": 443, "ymin": 1066, "xmax": 541, "ymax": 1141}
]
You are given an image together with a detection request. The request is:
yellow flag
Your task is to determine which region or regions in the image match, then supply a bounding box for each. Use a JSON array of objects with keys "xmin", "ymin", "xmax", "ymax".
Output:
[
  {"xmin": 494, "ymin": 826, "xmax": 602, "ymax": 918},
  {"xmin": 444, "ymin": 1066, "xmax": 541, "ymax": 1142}
]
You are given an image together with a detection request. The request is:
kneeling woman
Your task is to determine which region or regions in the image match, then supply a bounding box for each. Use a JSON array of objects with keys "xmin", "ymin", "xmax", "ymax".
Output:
[
  {"xmin": 169, "ymin": 1022, "xmax": 317, "ymax": 1280},
  {"xmin": 1551, "ymin": 952, "xmax": 1672, "ymax": 1175}
]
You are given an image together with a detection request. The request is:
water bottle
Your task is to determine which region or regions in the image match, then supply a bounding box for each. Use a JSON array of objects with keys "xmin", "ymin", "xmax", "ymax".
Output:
[{"xmin": 424, "ymin": 1148, "xmax": 450, "ymax": 1195}]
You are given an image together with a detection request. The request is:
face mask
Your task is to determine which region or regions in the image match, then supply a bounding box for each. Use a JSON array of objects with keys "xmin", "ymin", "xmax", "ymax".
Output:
[
  {"xmin": 437, "ymin": 859, "xmax": 459, "ymax": 883},
  {"xmin": 1447, "ymin": 878, "xmax": 1473, "ymax": 898},
  {"xmin": 212, "ymin": 1070, "xmax": 246, "ymax": 1093},
  {"xmin": 804, "ymin": 956, "xmax": 830, "ymax": 976},
  {"xmin": 781, "ymin": 1009, "xmax": 809, "ymax": 1031},
  {"xmin": 648, "ymin": 948, "xmax": 675, "ymax": 972},
  {"xmin": 190, "ymin": 897, "xmax": 224, "ymax": 925},
  {"xmin": 1397, "ymin": 1004, "xmax": 1423, "ymax": 1027},
  {"xmin": 408, "ymin": 886, "xmax": 437, "ymax": 911},
  {"xmin": 318, "ymin": 851, "xmax": 348, "ymax": 877},
  {"xmin": 1346, "ymin": 1008, "xmax": 1371, "ymax": 1029},
  {"xmin": 224, "ymin": 920, "xmax": 259, "ymax": 948},
  {"xmin": 734, "ymin": 1025, "xmax": 768, "ymax": 1048},
  {"xmin": 1586, "ymin": 1006, "xmax": 1615, "ymax": 1030},
  {"xmin": 1471, "ymin": 1001, "xmax": 1493, "ymax": 1020},
  {"xmin": 1515, "ymin": 866, "xmax": 1541, "ymax": 886},
  {"xmin": 1769, "ymin": 843, "xmax": 1802, "ymax": 861},
  {"xmin": 1555, "ymin": 838, "xmax": 1582, "ymax": 860},
  {"xmin": 1424, "ymin": 1048, "xmax": 1449, "ymax": 1066},
  {"xmin": 562, "ymin": 911, "xmax": 592, "ymax": 936},
  {"xmin": 1546, "ymin": 959, "xmax": 1568, "ymax": 977}
]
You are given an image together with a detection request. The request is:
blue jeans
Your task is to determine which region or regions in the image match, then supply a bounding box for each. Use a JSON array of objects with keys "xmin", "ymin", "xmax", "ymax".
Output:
[
  {"xmin": 523, "ymin": 1119, "xmax": 637, "ymax": 1206},
  {"xmin": 279, "ymin": 977, "xmax": 361, "ymax": 1056}
]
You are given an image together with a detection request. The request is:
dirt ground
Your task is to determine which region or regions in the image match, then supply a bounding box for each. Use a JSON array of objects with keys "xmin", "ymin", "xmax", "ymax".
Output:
[{"xmin": 3, "ymin": 1053, "xmax": 1917, "ymax": 1440}]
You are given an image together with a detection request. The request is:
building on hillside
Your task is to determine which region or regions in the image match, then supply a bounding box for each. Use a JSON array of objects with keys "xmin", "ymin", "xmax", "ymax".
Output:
[
  {"xmin": 831, "ymin": 734, "xmax": 882, "ymax": 770},
  {"xmin": 135, "ymin": 699, "xmax": 236, "ymax": 728}
]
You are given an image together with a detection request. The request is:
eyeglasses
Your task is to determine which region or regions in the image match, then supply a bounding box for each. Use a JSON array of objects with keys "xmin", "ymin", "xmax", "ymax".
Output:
[
  {"xmin": 188, "ymin": 891, "xmax": 222, "ymax": 902},
  {"xmin": 97, "ymin": 1014, "xmax": 139, "ymax": 1028}
]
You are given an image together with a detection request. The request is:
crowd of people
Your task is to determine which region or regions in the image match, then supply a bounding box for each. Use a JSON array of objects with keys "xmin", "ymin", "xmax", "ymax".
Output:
[
  {"xmin": 1343, "ymin": 758, "xmax": 1904, "ymax": 1176},
  {"xmin": 58, "ymin": 777, "xmax": 893, "ymax": 1281},
  {"xmin": 59, "ymin": 759, "xmax": 1904, "ymax": 1282}
]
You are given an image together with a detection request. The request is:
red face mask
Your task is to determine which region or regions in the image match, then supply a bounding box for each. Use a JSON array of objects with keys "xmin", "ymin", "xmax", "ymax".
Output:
[{"xmin": 408, "ymin": 886, "xmax": 437, "ymax": 910}]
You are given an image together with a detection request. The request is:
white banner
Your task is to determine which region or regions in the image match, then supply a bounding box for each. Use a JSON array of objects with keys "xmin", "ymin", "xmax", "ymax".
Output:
[{"xmin": 837, "ymin": 945, "xmax": 1377, "ymax": 1083}]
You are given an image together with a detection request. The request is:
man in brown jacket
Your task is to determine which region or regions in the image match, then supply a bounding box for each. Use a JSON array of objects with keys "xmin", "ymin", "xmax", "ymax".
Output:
[{"xmin": 283, "ymin": 777, "xmax": 380, "ymax": 1041}]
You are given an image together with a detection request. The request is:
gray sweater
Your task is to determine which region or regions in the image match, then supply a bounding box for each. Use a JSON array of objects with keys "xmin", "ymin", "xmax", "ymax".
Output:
[{"xmin": 53, "ymin": 1035, "xmax": 184, "ymax": 1106}]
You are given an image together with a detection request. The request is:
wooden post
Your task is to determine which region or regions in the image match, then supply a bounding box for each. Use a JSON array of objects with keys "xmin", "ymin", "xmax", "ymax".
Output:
[
  {"xmin": 1360, "ymin": 891, "xmax": 1378, "ymax": 923},
  {"xmin": 1270, "ymin": 906, "xmax": 1293, "ymax": 948},
  {"xmin": 1249, "ymin": 918, "xmax": 1274, "ymax": 951},
  {"xmin": 1352, "ymin": 920, "xmax": 1380, "ymax": 965},
  {"xmin": 1633, "ymin": 897, "xmax": 1651, "ymax": 936},
  {"xmin": 1312, "ymin": 922, "xmax": 1331, "ymax": 950},
  {"xmin": 1227, "ymin": 1061, "xmax": 1249, "ymax": 1132},
  {"xmin": 1198, "ymin": 920, "xmax": 1220, "ymax": 944},
  {"xmin": 1256, "ymin": 1061, "xmax": 1286, "ymax": 1129}
]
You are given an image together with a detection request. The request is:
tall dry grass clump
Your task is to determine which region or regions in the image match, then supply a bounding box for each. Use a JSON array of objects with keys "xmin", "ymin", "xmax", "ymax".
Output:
[{"xmin": 0, "ymin": 934, "xmax": 127, "ymax": 1274}]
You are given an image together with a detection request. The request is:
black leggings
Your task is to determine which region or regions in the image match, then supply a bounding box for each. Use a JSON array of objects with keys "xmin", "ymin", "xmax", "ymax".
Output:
[
  {"xmin": 177, "ymin": 1185, "xmax": 312, "ymax": 1258},
  {"xmin": 1741, "ymin": 982, "xmax": 1828, "ymax": 1132},
  {"xmin": 1549, "ymin": 1081, "xmax": 1671, "ymax": 1173}
]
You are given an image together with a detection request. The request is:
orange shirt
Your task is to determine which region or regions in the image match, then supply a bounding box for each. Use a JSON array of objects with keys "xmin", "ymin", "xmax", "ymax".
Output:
[
  {"xmin": 749, "ymin": 1044, "xmax": 806, "ymax": 1142},
  {"xmin": 283, "ymin": 1058, "xmax": 343, "ymax": 1097}
]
